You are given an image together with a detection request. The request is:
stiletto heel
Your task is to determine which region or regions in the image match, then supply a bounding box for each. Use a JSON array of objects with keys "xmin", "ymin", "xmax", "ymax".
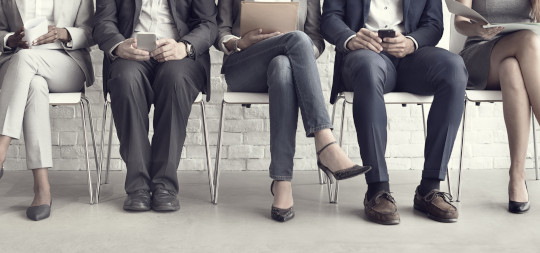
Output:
[
  {"xmin": 0, "ymin": 167, "xmax": 4, "ymax": 180},
  {"xmin": 270, "ymin": 181, "xmax": 294, "ymax": 222},
  {"xmin": 509, "ymin": 181, "xmax": 530, "ymax": 214},
  {"xmin": 317, "ymin": 141, "xmax": 371, "ymax": 180}
]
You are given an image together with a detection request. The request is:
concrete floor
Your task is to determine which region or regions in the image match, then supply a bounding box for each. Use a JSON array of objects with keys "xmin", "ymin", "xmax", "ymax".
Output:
[{"xmin": 0, "ymin": 169, "xmax": 538, "ymax": 253}]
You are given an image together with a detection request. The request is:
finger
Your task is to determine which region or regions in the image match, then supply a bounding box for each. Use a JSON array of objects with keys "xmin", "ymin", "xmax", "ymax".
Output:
[
  {"xmin": 133, "ymin": 54, "xmax": 151, "ymax": 61},
  {"xmin": 151, "ymin": 43, "xmax": 174, "ymax": 57},
  {"xmin": 383, "ymin": 36, "xmax": 404, "ymax": 44},
  {"xmin": 357, "ymin": 33, "xmax": 382, "ymax": 51},
  {"xmin": 156, "ymin": 38, "xmax": 175, "ymax": 48},
  {"xmin": 128, "ymin": 46, "xmax": 150, "ymax": 56},
  {"xmin": 15, "ymin": 26, "xmax": 25, "ymax": 35},
  {"xmin": 360, "ymin": 29, "xmax": 382, "ymax": 43},
  {"xmin": 35, "ymin": 31, "xmax": 57, "ymax": 44},
  {"xmin": 253, "ymin": 32, "xmax": 281, "ymax": 41},
  {"xmin": 357, "ymin": 37, "xmax": 381, "ymax": 52}
]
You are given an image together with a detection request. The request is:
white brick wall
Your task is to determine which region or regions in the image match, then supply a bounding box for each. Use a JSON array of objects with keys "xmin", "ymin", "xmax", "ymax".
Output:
[{"xmin": 4, "ymin": 4, "xmax": 539, "ymax": 172}]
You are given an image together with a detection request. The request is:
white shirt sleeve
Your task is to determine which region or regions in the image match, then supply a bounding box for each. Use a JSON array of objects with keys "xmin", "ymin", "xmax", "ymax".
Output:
[
  {"xmin": 405, "ymin": 36, "xmax": 419, "ymax": 51},
  {"xmin": 343, "ymin": 34, "xmax": 356, "ymax": 52},
  {"xmin": 108, "ymin": 41, "xmax": 124, "ymax": 61},
  {"xmin": 3, "ymin": 33, "xmax": 14, "ymax": 50}
]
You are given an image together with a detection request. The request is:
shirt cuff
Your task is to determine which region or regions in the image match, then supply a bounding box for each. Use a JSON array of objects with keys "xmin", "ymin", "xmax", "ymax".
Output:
[
  {"xmin": 220, "ymin": 35, "xmax": 240, "ymax": 55},
  {"xmin": 405, "ymin": 36, "xmax": 418, "ymax": 51},
  {"xmin": 3, "ymin": 33, "xmax": 14, "ymax": 51},
  {"xmin": 343, "ymin": 34, "xmax": 356, "ymax": 52},
  {"xmin": 109, "ymin": 41, "xmax": 123, "ymax": 61}
]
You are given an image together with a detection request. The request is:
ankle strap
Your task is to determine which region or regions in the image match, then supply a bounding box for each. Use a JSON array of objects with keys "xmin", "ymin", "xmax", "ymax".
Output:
[{"xmin": 316, "ymin": 141, "xmax": 337, "ymax": 156}]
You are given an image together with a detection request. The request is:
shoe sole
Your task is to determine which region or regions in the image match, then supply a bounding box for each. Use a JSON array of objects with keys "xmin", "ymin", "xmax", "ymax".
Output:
[
  {"xmin": 152, "ymin": 203, "xmax": 180, "ymax": 212},
  {"xmin": 271, "ymin": 212, "xmax": 295, "ymax": 222},
  {"xmin": 123, "ymin": 205, "xmax": 151, "ymax": 212},
  {"xmin": 365, "ymin": 214, "xmax": 400, "ymax": 225},
  {"xmin": 413, "ymin": 204, "xmax": 457, "ymax": 223}
]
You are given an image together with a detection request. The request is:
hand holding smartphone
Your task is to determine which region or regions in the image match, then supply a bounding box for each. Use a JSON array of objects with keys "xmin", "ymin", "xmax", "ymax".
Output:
[
  {"xmin": 136, "ymin": 32, "xmax": 157, "ymax": 52},
  {"xmin": 378, "ymin": 29, "xmax": 396, "ymax": 39}
]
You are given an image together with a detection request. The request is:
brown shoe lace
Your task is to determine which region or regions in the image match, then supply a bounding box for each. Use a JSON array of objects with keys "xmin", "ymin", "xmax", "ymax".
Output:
[
  {"xmin": 424, "ymin": 191, "xmax": 453, "ymax": 203},
  {"xmin": 374, "ymin": 191, "xmax": 396, "ymax": 204}
]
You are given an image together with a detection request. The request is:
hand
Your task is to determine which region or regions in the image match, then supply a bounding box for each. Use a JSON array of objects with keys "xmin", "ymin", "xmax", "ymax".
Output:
[
  {"xmin": 225, "ymin": 29, "xmax": 281, "ymax": 52},
  {"xmin": 150, "ymin": 39, "xmax": 187, "ymax": 62},
  {"xmin": 346, "ymin": 28, "xmax": 383, "ymax": 53},
  {"xmin": 6, "ymin": 27, "xmax": 28, "ymax": 49},
  {"xmin": 381, "ymin": 31, "xmax": 415, "ymax": 58},
  {"xmin": 114, "ymin": 38, "xmax": 150, "ymax": 61},
  {"xmin": 471, "ymin": 20, "xmax": 504, "ymax": 40},
  {"xmin": 34, "ymin": 26, "xmax": 71, "ymax": 46}
]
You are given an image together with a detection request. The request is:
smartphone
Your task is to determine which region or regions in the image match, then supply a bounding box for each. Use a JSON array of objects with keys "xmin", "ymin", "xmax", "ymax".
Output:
[
  {"xmin": 136, "ymin": 33, "xmax": 157, "ymax": 52},
  {"xmin": 378, "ymin": 29, "xmax": 396, "ymax": 39}
]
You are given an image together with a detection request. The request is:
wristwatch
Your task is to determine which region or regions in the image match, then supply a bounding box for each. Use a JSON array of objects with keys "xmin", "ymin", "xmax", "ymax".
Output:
[
  {"xmin": 181, "ymin": 40, "xmax": 195, "ymax": 59},
  {"xmin": 233, "ymin": 39, "xmax": 242, "ymax": 53}
]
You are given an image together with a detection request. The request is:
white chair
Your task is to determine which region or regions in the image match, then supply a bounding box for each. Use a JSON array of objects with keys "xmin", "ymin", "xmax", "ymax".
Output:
[
  {"xmin": 49, "ymin": 92, "xmax": 99, "ymax": 204},
  {"xmin": 331, "ymin": 92, "xmax": 453, "ymax": 203},
  {"xmin": 213, "ymin": 92, "xmax": 328, "ymax": 204},
  {"xmin": 449, "ymin": 15, "xmax": 539, "ymax": 202},
  {"xmin": 97, "ymin": 92, "xmax": 214, "ymax": 203}
]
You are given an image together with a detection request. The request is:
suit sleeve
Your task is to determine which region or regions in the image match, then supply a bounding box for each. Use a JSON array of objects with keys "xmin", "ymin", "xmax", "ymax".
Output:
[
  {"xmin": 406, "ymin": 0, "xmax": 444, "ymax": 48},
  {"xmin": 63, "ymin": 0, "xmax": 95, "ymax": 50},
  {"xmin": 321, "ymin": 0, "xmax": 356, "ymax": 53},
  {"xmin": 93, "ymin": 0, "xmax": 126, "ymax": 56},
  {"xmin": 305, "ymin": 0, "xmax": 325, "ymax": 58},
  {"xmin": 181, "ymin": 0, "xmax": 218, "ymax": 60},
  {"xmin": 214, "ymin": 0, "xmax": 235, "ymax": 52},
  {"xmin": 0, "ymin": 3, "xmax": 13, "ymax": 53}
]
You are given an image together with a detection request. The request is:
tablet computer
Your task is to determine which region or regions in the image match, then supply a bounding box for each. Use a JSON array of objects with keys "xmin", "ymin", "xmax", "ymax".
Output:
[{"xmin": 240, "ymin": 2, "xmax": 299, "ymax": 37}]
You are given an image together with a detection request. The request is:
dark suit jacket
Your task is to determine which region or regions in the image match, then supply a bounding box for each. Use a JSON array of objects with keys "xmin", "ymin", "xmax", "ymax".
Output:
[
  {"xmin": 321, "ymin": 0, "xmax": 444, "ymax": 104},
  {"xmin": 93, "ymin": 0, "xmax": 218, "ymax": 101}
]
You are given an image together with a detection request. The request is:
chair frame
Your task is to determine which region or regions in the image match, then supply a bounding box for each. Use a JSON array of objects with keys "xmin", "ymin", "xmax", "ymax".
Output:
[
  {"xmin": 331, "ymin": 92, "xmax": 453, "ymax": 203},
  {"xmin": 97, "ymin": 93, "xmax": 214, "ymax": 203},
  {"xmin": 456, "ymin": 91, "xmax": 539, "ymax": 201},
  {"xmin": 49, "ymin": 92, "xmax": 99, "ymax": 204}
]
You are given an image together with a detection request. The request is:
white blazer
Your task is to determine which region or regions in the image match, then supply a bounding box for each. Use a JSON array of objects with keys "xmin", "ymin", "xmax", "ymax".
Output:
[{"xmin": 0, "ymin": 0, "xmax": 95, "ymax": 86}]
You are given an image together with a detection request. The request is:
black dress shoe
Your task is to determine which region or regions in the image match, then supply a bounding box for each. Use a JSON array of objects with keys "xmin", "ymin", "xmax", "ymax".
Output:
[
  {"xmin": 270, "ymin": 181, "xmax": 294, "ymax": 222},
  {"xmin": 509, "ymin": 182, "xmax": 530, "ymax": 214},
  {"xmin": 317, "ymin": 141, "xmax": 371, "ymax": 181},
  {"xmin": 151, "ymin": 189, "xmax": 180, "ymax": 211},
  {"xmin": 123, "ymin": 190, "xmax": 151, "ymax": 211},
  {"xmin": 26, "ymin": 201, "xmax": 52, "ymax": 221}
]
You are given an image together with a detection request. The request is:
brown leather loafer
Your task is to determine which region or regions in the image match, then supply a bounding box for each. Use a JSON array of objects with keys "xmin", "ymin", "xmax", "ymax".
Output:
[
  {"xmin": 413, "ymin": 186, "xmax": 458, "ymax": 223},
  {"xmin": 364, "ymin": 191, "xmax": 400, "ymax": 225}
]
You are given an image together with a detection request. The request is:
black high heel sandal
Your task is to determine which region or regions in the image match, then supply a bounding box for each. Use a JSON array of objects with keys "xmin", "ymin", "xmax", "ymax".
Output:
[
  {"xmin": 317, "ymin": 141, "xmax": 371, "ymax": 181},
  {"xmin": 270, "ymin": 181, "xmax": 294, "ymax": 222},
  {"xmin": 509, "ymin": 181, "xmax": 530, "ymax": 214}
]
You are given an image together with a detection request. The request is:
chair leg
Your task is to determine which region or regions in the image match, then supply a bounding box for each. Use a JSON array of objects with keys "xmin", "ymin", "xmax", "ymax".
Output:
[
  {"xmin": 200, "ymin": 100, "xmax": 215, "ymax": 203},
  {"xmin": 83, "ymin": 97, "xmax": 100, "ymax": 203},
  {"xmin": 457, "ymin": 101, "xmax": 468, "ymax": 202},
  {"xmin": 80, "ymin": 100, "xmax": 94, "ymax": 205},
  {"xmin": 105, "ymin": 109, "xmax": 114, "ymax": 184},
  {"xmin": 213, "ymin": 100, "xmax": 227, "ymax": 204},
  {"xmin": 532, "ymin": 111, "xmax": 538, "ymax": 180},
  {"xmin": 99, "ymin": 101, "xmax": 109, "ymax": 187},
  {"xmin": 339, "ymin": 101, "xmax": 347, "ymax": 147}
]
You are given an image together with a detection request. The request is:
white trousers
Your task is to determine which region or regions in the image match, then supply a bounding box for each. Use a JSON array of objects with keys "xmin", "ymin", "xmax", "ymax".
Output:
[{"xmin": 0, "ymin": 49, "xmax": 84, "ymax": 169}]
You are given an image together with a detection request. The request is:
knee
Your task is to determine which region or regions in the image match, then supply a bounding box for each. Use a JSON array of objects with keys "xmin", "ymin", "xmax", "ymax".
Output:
[
  {"xmin": 267, "ymin": 55, "xmax": 293, "ymax": 88},
  {"xmin": 10, "ymin": 50, "xmax": 37, "ymax": 67},
  {"xmin": 344, "ymin": 50, "xmax": 387, "ymax": 91},
  {"xmin": 28, "ymin": 76, "xmax": 49, "ymax": 97},
  {"xmin": 499, "ymin": 57, "xmax": 524, "ymax": 90},
  {"xmin": 156, "ymin": 61, "xmax": 201, "ymax": 94},
  {"xmin": 516, "ymin": 30, "xmax": 540, "ymax": 53},
  {"xmin": 432, "ymin": 53, "xmax": 468, "ymax": 92},
  {"xmin": 283, "ymin": 31, "xmax": 313, "ymax": 49},
  {"xmin": 108, "ymin": 62, "xmax": 146, "ymax": 95}
]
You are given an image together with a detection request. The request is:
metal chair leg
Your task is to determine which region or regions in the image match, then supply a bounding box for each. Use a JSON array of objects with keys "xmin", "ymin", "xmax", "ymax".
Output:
[
  {"xmin": 339, "ymin": 101, "xmax": 347, "ymax": 147},
  {"xmin": 105, "ymin": 109, "xmax": 113, "ymax": 184},
  {"xmin": 532, "ymin": 111, "xmax": 538, "ymax": 180},
  {"xmin": 83, "ymin": 97, "xmax": 99, "ymax": 203},
  {"xmin": 200, "ymin": 101, "xmax": 215, "ymax": 203},
  {"xmin": 99, "ymin": 101, "xmax": 109, "ymax": 185},
  {"xmin": 213, "ymin": 100, "xmax": 227, "ymax": 204},
  {"xmin": 80, "ymin": 100, "xmax": 94, "ymax": 204},
  {"xmin": 457, "ymin": 101, "xmax": 467, "ymax": 202},
  {"xmin": 421, "ymin": 104, "xmax": 427, "ymax": 139}
]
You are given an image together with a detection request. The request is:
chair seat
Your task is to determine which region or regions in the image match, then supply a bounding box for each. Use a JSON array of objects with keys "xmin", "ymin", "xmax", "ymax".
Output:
[
  {"xmin": 343, "ymin": 91, "xmax": 434, "ymax": 104},
  {"xmin": 106, "ymin": 92, "xmax": 204, "ymax": 103},
  {"xmin": 49, "ymin": 92, "xmax": 83, "ymax": 105},
  {"xmin": 465, "ymin": 90, "xmax": 503, "ymax": 102},
  {"xmin": 223, "ymin": 92, "xmax": 269, "ymax": 104}
]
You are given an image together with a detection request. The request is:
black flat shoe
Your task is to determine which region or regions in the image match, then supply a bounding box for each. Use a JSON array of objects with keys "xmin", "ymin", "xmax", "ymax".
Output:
[
  {"xmin": 123, "ymin": 190, "xmax": 151, "ymax": 211},
  {"xmin": 317, "ymin": 141, "xmax": 371, "ymax": 181},
  {"xmin": 270, "ymin": 181, "xmax": 294, "ymax": 222},
  {"xmin": 151, "ymin": 189, "xmax": 180, "ymax": 212},
  {"xmin": 26, "ymin": 200, "xmax": 52, "ymax": 221},
  {"xmin": 509, "ymin": 182, "xmax": 530, "ymax": 214}
]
